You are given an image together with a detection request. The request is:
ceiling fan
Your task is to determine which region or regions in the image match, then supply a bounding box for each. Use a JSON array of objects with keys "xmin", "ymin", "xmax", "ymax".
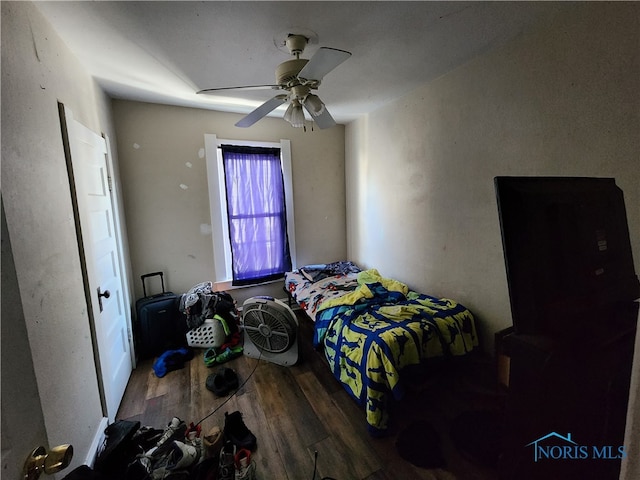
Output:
[{"xmin": 197, "ymin": 32, "xmax": 351, "ymax": 129}]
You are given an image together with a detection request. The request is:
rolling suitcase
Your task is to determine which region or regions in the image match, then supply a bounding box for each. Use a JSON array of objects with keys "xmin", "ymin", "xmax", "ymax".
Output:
[{"xmin": 135, "ymin": 272, "xmax": 185, "ymax": 359}]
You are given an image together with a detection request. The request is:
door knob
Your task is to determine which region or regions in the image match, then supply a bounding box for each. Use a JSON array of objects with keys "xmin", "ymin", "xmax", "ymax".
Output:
[
  {"xmin": 97, "ymin": 287, "xmax": 111, "ymax": 312},
  {"xmin": 23, "ymin": 444, "xmax": 73, "ymax": 480}
]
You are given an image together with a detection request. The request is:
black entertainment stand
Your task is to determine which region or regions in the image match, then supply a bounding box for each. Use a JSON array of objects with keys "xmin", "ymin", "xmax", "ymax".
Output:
[
  {"xmin": 494, "ymin": 176, "xmax": 640, "ymax": 479},
  {"xmin": 499, "ymin": 306, "xmax": 637, "ymax": 479}
]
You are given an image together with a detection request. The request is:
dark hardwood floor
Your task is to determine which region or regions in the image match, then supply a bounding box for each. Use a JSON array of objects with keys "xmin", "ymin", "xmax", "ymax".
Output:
[{"xmin": 117, "ymin": 311, "xmax": 503, "ymax": 480}]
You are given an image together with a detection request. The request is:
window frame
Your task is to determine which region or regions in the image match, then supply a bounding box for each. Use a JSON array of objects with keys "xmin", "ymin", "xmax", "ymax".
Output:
[{"xmin": 205, "ymin": 134, "xmax": 296, "ymax": 288}]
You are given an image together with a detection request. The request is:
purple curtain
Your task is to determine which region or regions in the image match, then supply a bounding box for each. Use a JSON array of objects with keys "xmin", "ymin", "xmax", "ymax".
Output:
[{"xmin": 221, "ymin": 145, "xmax": 292, "ymax": 285}]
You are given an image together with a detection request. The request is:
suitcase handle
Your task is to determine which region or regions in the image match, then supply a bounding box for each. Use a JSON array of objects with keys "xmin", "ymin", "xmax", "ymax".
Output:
[{"xmin": 141, "ymin": 271, "xmax": 166, "ymax": 298}]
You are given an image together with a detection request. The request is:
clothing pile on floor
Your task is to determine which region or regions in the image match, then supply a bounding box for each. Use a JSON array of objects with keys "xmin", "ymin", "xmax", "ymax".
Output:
[
  {"xmin": 151, "ymin": 283, "xmax": 244, "ymax": 379},
  {"xmin": 64, "ymin": 412, "xmax": 258, "ymax": 480},
  {"xmin": 179, "ymin": 282, "xmax": 239, "ymax": 332},
  {"xmin": 152, "ymin": 347, "xmax": 195, "ymax": 378}
]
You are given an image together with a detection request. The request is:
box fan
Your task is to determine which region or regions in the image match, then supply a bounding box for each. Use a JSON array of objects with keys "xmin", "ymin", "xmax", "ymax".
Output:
[{"xmin": 241, "ymin": 296, "xmax": 299, "ymax": 366}]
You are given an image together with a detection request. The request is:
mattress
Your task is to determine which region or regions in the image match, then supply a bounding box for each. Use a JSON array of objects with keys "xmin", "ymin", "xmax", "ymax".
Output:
[{"xmin": 285, "ymin": 263, "xmax": 479, "ymax": 435}]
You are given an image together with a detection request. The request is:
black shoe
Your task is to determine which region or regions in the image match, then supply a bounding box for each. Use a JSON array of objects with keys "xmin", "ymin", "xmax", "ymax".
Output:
[
  {"xmin": 218, "ymin": 441, "xmax": 236, "ymax": 480},
  {"xmin": 224, "ymin": 411, "xmax": 257, "ymax": 451},
  {"xmin": 206, "ymin": 373, "xmax": 227, "ymax": 396},
  {"xmin": 206, "ymin": 368, "xmax": 239, "ymax": 396},
  {"xmin": 222, "ymin": 368, "xmax": 239, "ymax": 390}
]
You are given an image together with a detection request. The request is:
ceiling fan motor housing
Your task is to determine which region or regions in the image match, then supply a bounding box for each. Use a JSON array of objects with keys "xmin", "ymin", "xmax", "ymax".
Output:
[
  {"xmin": 275, "ymin": 59, "xmax": 309, "ymax": 85},
  {"xmin": 285, "ymin": 34, "xmax": 309, "ymax": 55}
]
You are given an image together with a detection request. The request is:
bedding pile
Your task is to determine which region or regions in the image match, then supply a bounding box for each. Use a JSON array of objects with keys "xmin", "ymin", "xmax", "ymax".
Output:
[
  {"xmin": 286, "ymin": 263, "xmax": 478, "ymax": 435},
  {"xmin": 286, "ymin": 261, "xmax": 361, "ymax": 326}
]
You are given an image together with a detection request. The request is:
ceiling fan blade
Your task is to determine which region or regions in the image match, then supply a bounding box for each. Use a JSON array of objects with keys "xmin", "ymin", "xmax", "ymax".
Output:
[
  {"xmin": 307, "ymin": 106, "xmax": 336, "ymax": 129},
  {"xmin": 235, "ymin": 95, "xmax": 288, "ymax": 128},
  {"xmin": 197, "ymin": 84, "xmax": 281, "ymax": 94},
  {"xmin": 298, "ymin": 47, "xmax": 352, "ymax": 81}
]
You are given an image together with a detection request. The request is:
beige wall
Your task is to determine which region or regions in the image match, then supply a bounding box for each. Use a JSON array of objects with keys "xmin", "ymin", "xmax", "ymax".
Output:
[
  {"xmin": 345, "ymin": 2, "xmax": 640, "ymax": 353},
  {"xmin": 1, "ymin": 2, "xmax": 122, "ymax": 476},
  {"xmin": 112, "ymin": 100, "xmax": 347, "ymax": 305},
  {"xmin": 3, "ymin": 1, "xmax": 640, "ymax": 477}
]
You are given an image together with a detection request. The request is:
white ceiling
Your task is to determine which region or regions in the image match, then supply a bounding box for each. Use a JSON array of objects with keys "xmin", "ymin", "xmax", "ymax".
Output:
[{"xmin": 34, "ymin": 1, "xmax": 563, "ymax": 126}]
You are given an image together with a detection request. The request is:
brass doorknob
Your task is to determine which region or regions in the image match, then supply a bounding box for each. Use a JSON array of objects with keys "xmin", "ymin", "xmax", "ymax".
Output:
[{"xmin": 23, "ymin": 444, "xmax": 73, "ymax": 480}]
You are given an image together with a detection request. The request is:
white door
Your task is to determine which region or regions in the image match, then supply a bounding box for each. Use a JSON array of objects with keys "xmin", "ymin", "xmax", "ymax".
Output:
[{"xmin": 61, "ymin": 105, "xmax": 132, "ymax": 422}]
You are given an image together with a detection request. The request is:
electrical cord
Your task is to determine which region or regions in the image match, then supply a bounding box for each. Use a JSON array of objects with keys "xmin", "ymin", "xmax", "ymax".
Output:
[
  {"xmin": 195, "ymin": 352, "xmax": 339, "ymax": 480},
  {"xmin": 194, "ymin": 349, "xmax": 262, "ymax": 427},
  {"xmin": 311, "ymin": 450, "xmax": 338, "ymax": 480}
]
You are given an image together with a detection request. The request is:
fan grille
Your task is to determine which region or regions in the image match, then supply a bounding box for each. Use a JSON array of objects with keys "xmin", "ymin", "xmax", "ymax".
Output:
[{"xmin": 243, "ymin": 305, "xmax": 295, "ymax": 353}]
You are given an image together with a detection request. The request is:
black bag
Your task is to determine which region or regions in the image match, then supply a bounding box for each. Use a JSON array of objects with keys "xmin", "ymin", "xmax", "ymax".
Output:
[
  {"xmin": 63, "ymin": 465, "xmax": 114, "ymax": 480},
  {"xmin": 94, "ymin": 420, "xmax": 141, "ymax": 477},
  {"xmin": 135, "ymin": 272, "xmax": 187, "ymax": 359}
]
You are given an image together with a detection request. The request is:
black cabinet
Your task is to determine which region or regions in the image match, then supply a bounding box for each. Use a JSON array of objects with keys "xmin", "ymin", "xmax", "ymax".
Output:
[{"xmin": 499, "ymin": 304, "xmax": 638, "ymax": 479}]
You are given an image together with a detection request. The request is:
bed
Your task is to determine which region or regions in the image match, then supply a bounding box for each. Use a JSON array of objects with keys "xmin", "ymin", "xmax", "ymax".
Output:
[{"xmin": 285, "ymin": 261, "xmax": 479, "ymax": 435}]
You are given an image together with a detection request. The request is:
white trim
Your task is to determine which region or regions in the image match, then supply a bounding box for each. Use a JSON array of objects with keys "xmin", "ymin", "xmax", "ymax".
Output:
[
  {"xmin": 280, "ymin": 139, "xmax": 297, "ymax": 270},
  {"xmin": 205, "ymin": 135, "xmax": 297, "ymax": 284},
  {"xmin": 205, "ymin": 134, "xmax": 228, "ymax": 282},
  {"xmin": 215, "ymin": 138, "xmax": 281, "ymax": 148},
  {"xmin": 103, "ymin": 134, "xmax": 136, "ymax": 370},
  {"xmin": 85, "ymin": 416, "xmax": 109, "ymax": 467},
  {"xmin": 213, "ymin": 278, "xmax": 282, "ymax": 292}
]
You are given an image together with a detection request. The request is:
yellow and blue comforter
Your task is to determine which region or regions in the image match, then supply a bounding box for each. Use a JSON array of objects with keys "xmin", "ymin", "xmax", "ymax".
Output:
[{"xmin": 314, "ymin": 269, "xmax": 478, "ymax": 435}]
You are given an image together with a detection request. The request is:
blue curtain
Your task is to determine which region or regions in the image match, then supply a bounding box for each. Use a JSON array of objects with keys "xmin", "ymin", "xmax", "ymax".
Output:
[{"xmin": 221, "ymin": 145, "xmax": 292, "ymax": 286}]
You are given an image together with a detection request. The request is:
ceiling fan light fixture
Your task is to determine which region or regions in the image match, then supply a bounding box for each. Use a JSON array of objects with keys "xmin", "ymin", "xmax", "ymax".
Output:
[
  {"xmin": 209, "ymin": 31, "xmax": 350, "ymax": 130},
  {"xmin": 283, "ymin": 102, "xmax": 294, "ymax": 122},
  {"xmin": 303, "ymin": 94, "xmax": 325, "ymax": 117},
  {"xmin": 284, "ymin": 101, "xmax": 305, "ymax": 128}
]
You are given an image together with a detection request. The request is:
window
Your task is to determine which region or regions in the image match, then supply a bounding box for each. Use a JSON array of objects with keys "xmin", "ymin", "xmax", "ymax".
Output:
[
  {"xmin": 205, "ymin": 135, "xmax": 296, "ymax": 287},
  {"xmin": 221, "ymin": 144, "xmax": 291, "ymax": 285}
]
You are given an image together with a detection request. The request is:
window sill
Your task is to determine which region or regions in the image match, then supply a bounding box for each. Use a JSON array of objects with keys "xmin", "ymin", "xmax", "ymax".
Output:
[{"xmin": 213, "ymin": 278, "xmax": 282, "ymax": 292}]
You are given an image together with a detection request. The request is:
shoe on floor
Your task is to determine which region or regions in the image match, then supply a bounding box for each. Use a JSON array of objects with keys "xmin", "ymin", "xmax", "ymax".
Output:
[
  {"xmin": 206, "ymin": 368, "xmax": 239, "ymax": 396},
  {"xmin": 222, "ymin": 368, "xmax": 239, "ymax": 390},
  {"xmin": 187, "ymin": 436, "xmax": 205, "ymax": 466},
  {"xmin": 185, "ymin": 421, "xmax": 202, "ymax": 442},
  {"xmin": 166, "ymin": 440, "xmax": 199, "ymax": 470},
  {"xmin": 218, "ymin": 441, "xmax": 236, "ymax": 480},
  {"xmin": 206, "ymin": 372, "xmax": 229, "ymax": 396},
  {"xmin": 213, "ymin": 346, "xmax": 243, "ymax": 365},
  {"xmin": 203, "ymin": 425, "xmax": 224, "ymax": 459},
  {"xmin": 234, "ymin": 448, "xmax": 251, "ymax": 470},
  {"xmin": 234, "ymin": 448, "xmax": 255, "ymax": 480},
  {"xmin": 151, "ymin": 440, "xmax": 199, "ymax": 480},
  {"xmin": 235, "ymin": 461, "xmax": 256, "ymax": 480},
  {"xmin": 132, "ymin": 425, "xmax": 165, "ymax": 452},
  {"xmin": 152, "ymin": 470, "xmax": 190, "ymax": 480},
  {"xmin": 224, "ymin": 411, "xmax": 257, "ymax": 451},
  {"xmin": 203, "ymin": 347, "xmax": 219, "ymax": 367},
  {"xmin": 190, "ymin": 456, "xmax": 217, "ymax": 480},
  {"xmin": 125, "ymin": 454, "xmax": 152, "ymax": 480},
  {"xmin": 147, "ymin": 417, "xmax": 187, "ymax": 456}
]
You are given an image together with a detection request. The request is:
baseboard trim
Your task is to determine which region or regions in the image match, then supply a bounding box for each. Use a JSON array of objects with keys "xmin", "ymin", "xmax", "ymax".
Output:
[{"xmin": 85, "ymin": 416, "xmax": 109, "ymax": 467}]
